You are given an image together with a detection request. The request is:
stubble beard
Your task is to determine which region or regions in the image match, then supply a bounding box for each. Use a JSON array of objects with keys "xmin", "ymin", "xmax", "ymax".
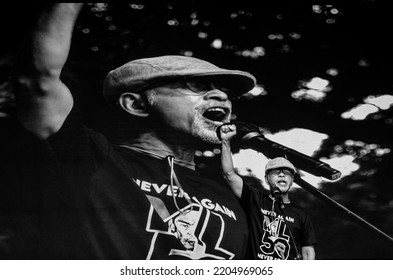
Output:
[
  {"xmin": 148, "ymin": 93, "xmax": 223, "ymax": 145},
  {"xmin": 191, "ymin": 114, "xmax": 221, "ymax": 145}
]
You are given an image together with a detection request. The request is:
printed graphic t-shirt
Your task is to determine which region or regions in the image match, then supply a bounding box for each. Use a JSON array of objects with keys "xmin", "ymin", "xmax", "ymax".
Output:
[
  {"xmin": 240, "ymin": 183, "xmax": 316, "ymax": 260},
  {"xmin": 41, "ymin": 110, "xmax": 249, "ymax": 259}
]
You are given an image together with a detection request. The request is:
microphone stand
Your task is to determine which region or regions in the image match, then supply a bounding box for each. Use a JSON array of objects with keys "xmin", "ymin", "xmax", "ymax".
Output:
[
  {"xmin": 293, "ymin": 173, "xmax": 393, "ymax": 245},
  {"xmin": 225, "ymin": 121, "xmax": 393, "ymax": 246}
]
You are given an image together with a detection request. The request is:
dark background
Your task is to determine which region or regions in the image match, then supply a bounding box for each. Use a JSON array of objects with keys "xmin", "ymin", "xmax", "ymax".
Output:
[{"xmin": 1, "ymin": 1, "xmax": 393, "ymax": 259}]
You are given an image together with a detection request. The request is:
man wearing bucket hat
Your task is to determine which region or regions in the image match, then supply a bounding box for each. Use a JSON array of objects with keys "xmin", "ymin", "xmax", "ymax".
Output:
[
  {"xmin": 220, "ymin": 124, "xmax": 317, "ymax": 260},
  {"xmin": 9, "ymin": 3, "xmax": 255, "ymax": 259}
]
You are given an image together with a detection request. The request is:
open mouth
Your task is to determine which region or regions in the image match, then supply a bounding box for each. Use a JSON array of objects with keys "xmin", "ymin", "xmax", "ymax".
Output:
[
  {"xmin": 277, "ymin": 180, "xmax": 287, "ymax": 185},
  {"xmin": 202, "ymin": 107, "xmax": 228, "ymax": 123}
]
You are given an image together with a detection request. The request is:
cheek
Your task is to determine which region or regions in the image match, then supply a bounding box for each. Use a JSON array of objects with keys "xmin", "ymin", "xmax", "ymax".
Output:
[
  {"xmin": 153, "ymin": 97, "xmax": 196, "ymax": 126},
  {"xmin": 265, "ymin": 176, "xmax": 272, "ymax": 185}
]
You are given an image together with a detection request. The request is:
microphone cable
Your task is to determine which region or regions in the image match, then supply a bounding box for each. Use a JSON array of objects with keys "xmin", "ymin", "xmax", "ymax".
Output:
[{"xmin": 273, "ymin": 195, "xmax": 303, "ymax": 260}]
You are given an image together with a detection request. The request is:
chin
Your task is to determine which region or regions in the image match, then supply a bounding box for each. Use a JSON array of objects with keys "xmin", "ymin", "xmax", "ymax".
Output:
[
  {"xmin": 196, "ymin": 131, "xmax": 221, "ymax": 144},
  {"xmin": 192, "ymin": 118, "xmax": 221, "ymax": 144}
]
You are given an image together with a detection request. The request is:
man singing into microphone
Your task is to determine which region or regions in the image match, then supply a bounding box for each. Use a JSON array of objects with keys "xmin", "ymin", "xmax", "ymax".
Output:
[
  {"xmin": 219, "ymin": 124, "xmax": 317, "ymax": 260},
  {"xmin": 8, "ymin": 3, "xmax": 255, "ymax": 259}
]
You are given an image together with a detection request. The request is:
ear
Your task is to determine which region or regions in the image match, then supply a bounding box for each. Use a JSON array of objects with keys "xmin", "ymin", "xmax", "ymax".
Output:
[
  {"xmin": 118, "ymin": 92, "xmax": 149, "ymax": 117},
  {"xmin": 264, "ymin": 175, "xmax": 269, "ymax": 185}
]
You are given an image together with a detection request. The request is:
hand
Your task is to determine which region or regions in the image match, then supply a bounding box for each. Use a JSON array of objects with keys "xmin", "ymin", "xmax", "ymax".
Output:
[{"xmin": 220, "ymin": 124, "xmax": 237, "ymax": 141}]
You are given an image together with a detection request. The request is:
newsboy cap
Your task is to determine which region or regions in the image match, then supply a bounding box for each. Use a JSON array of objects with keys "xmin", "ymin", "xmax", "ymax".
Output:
[
  {"xmin": 265, "ymin": 157, "xmax": 297, "ymax": 174},
  {"xmin": 102, "ymin": 55, "xmax": 256, "ymax": 104}
]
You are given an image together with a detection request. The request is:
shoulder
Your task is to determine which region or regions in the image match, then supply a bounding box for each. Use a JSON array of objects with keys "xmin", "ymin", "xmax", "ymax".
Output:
[{"xmin": 285, "ymin": 202, "xmax": 310, "ymax": 218}]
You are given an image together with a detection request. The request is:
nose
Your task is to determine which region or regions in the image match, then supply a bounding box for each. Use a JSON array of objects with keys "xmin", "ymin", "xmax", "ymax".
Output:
[{"xmin": 204, "ymin": 89, "xmax": 229, "ymax": 102}]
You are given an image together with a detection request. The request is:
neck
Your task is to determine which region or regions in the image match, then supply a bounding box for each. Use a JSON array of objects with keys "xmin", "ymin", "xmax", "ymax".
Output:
[
  {"xmin": 281, "ymin": 192, "xmax": 290, "ymax": 203},
  {"xmin": 119, "ymin": 132, "xmax": 196, "ymax": 169},
  {"xmin": 270, "ymin": 193, "xmax": 290, "ymax": 203}
]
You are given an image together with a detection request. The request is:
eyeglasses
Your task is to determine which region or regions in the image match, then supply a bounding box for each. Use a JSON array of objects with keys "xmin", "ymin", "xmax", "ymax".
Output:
[
  {"xmin": 268, "ymin": 169, "xmax": 294, "ymax": 176},
  {"xmin": 184, "ymin": 78, "xmax": 236, "ymax": 99},
  {"xmin": 136, "ymin": 77, "xmax": 242, "ymax": 100}
]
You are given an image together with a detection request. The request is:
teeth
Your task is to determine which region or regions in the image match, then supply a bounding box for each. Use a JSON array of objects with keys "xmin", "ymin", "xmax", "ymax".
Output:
[
  {"xmin": 203, "ymin": 107, "xmax": 227, "ymax": 122},
  {"xmin": 207, "ymin": 108, "xmax": 225, "ymax": 113}
]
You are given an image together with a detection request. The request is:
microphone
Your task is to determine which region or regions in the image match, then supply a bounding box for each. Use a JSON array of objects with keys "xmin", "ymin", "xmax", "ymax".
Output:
[
  {"xmin": 271, "ymin": 187, "xmax": 282, "ymax": 198},
  {"xmin": 218, "ymin": 122, "xmax": 342, "ymax": 181},
  {"xmin": 271, "ymin": 186, "xmax": 284, "ymax": 208}
]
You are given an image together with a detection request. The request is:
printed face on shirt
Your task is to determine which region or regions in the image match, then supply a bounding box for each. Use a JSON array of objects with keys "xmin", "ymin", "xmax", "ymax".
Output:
[
  {"xmin": 266, "ymin": 168, "xmax": 294, "ymax": 193},
  {"xmin": 147, "ymin": 79, "xmax": 232, "ymax": 144},
  {"xmin": 169, "ymin": 210, "xmax": 200, "ymax": 249}
]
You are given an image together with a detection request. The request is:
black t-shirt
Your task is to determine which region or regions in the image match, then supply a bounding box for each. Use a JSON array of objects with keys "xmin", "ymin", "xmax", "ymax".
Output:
[
  {"xmin": 240, "ymin": 183, "xmax": 316, "ymax": 260},
  {"xmin": 30, "ymin": 110, "xmax": 249, "ymax": 259}
]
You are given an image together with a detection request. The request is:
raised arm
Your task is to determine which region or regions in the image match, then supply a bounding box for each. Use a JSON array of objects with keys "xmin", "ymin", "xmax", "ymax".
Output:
[
  {"xmin": 11, "ymin": 3, "xmax": 84, "ymax": 139},
  {"xmin": 220, "ymin": 124, "xmax": 243, "ymax": 198}
]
